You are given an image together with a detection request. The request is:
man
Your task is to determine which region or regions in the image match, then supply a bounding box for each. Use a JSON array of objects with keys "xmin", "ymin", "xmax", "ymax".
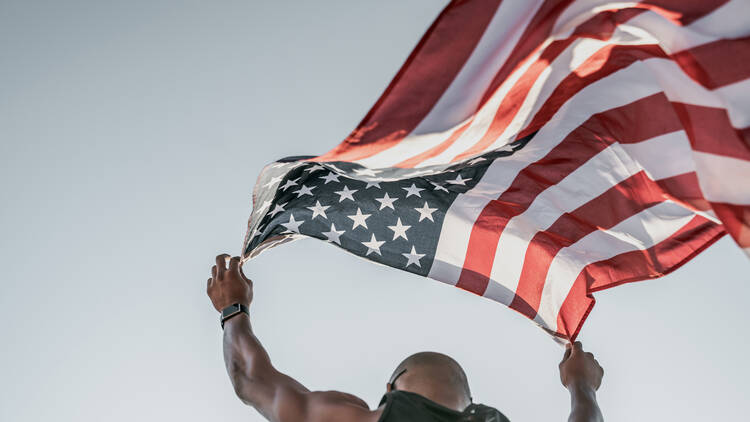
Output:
[{"xmin": 207, "ymin": 254, "xmax": 604, "ymax": 422}]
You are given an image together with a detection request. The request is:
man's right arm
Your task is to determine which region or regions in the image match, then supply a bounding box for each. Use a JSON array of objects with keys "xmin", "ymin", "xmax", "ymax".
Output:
[
  {"xmin": 559, "ymin": 341, "xmax": 604, "ymax": 422},
  {"xmin": 208, "ymin": 254, "xmax": 374, "ymax": 422}
]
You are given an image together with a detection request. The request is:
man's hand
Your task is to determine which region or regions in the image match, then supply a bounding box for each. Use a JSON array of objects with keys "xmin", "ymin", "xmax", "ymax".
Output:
[
  {"xmin": 207, "ymin": 254, "xmax": 253, "ymax": 311},
  {"xmin": 559, "ymin": 341, "xmax": 603, "ymax": 391},
  {"xmin": 559, "ymin": 341, "xmax": 604, "ymax": 422}
]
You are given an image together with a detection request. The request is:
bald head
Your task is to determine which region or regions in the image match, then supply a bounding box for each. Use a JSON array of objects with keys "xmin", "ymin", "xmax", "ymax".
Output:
[{"xmin": 387, "ymin": 352, "xmax": 471, "ymax": 411}]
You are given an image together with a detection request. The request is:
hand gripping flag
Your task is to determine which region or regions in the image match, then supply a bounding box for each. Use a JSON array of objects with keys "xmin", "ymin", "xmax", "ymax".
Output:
[{"xmin": 242, "ymin": 0, "xmax": 750, "ymax": 341}]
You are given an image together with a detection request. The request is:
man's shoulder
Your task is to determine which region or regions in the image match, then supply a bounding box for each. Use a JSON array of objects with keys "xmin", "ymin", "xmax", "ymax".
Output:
[{"xmin": 306, "ymin": 390, "xmax": 383, "ymax": 422}]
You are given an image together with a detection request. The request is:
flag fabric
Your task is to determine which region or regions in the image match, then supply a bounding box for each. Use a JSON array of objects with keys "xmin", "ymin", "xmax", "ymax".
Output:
[{"xmin": 242, "ymin": 0, "xmax": 750, "ymax": 341}]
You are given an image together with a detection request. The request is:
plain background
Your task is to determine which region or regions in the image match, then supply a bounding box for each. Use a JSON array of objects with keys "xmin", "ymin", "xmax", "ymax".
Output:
[{"xmin": 1, "ymin": 1, "xmax": 748, "ymax": 421}]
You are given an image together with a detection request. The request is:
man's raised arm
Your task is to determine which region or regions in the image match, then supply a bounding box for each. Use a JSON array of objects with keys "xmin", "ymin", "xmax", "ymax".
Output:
[
  {"xmin": 207, "ymin": 254, "xmax": 374, "ymax": 422},
  {"xmin": 559, "ymin": 341, "xmax": 605, "ymax": 422}
]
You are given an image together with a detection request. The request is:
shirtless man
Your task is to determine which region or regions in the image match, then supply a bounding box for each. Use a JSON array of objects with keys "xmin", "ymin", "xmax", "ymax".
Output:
[{"xmin": 208, "ymin": 254, "xmax": 604, "ymax": 422}]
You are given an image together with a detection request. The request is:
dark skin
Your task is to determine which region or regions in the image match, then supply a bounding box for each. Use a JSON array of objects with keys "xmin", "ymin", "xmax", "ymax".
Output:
[{"xmin": 207, "ymin": 254, "xmax": 604, "ymax": 422}]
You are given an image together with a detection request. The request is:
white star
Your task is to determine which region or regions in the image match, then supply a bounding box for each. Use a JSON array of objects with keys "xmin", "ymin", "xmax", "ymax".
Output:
[
  {"xmin": 414, "ymin": 202, "xmax": 438, "ymax": 222},
  {"xmin": 347, "ymin": 207, "xmax": 371, "ymax": 230},
  {"xmin": 304, "ymin": 164, "xmax": 327, "ymax": 173},
  {"xmin": 446, "ymin": 174, "xmax": 472, "ymax": 185},
  {"xmin": 402, "ymin": 246, "xmax": 426, "ymax": 268},
  {"xmin": 498, "ymin": 143, "xmax": 515, "ymax": 152},
  {"xmin": 361, "ymin": 233, "xmax": 385, "ymax": 256},
  {"xmin": 354, "ymin": 167, "xmax": 379, "ymax": 177},
  {"xmin": 335, "ymin": 185, "xmax": 358, "ymax": 202},
  {"xmin": 402, "ymin": 183, "xmax": 425, "ymax": 198},
  {"xmin": 280, "ymin": 177, "xmax": 300, "ymax": 191},
  {"xmin": 387, "ymin": 218, "xmax": 411, "ymax": 241},
  {"xmin": 468, "ymin": 157, "xmax": 486, "ymax": 165},
  {"xmin": 431, "ymin": 182, "xmax": 449, "ymax": 193},
  {"xmin": 293, "ymin": 184, "xmax": 316, "ymax": 198},
  {"xmin": 280, "ymin": 214, "xmax": 304, "ymax": 233},
  {"xmin": 321, "ymin": 223, "xmax": 345, "ymax": 245},
  {"xmin": 365, "ymin": 181, "xmax": 381, "ymax": 189},
  {"xmin": 321, "ymin": 172, "xmax": 340, "ymax": 184},
  {"xmin": 269, "ymin": 202, "xmax": 286, "ymax": 217},
  {"xmin": 306, "ymin": 200, "xmax": 330, "ymax": 220},
  {"xmin": 375, "ymin": 192, "xmax": 398, "ymax": 210},
  {"xmin": 250, "ymin": 227, "xmax": 262, "ymax": 239},
  {"xmin": 263, "ymin": 175, "xmax": 283, "ymax": 188}
]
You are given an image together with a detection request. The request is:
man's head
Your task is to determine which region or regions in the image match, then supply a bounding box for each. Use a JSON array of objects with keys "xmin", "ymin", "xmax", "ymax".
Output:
[{"xmin": 386, "ymin": 352, "xmax": 472, "ymax": 411}]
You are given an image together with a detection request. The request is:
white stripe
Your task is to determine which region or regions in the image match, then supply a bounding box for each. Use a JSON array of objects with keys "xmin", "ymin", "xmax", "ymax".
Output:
[
  {"xmin": 640, "ymin": 59, "xmax": 750, "ymax": 128},
  {"xmin": 620, "ymin": 131, "xmax": 695, "ymax": 180},
  {"xmin": 484, "ymin": 131, "xmax": 695, "ymax": 304},
  {"xmin": 687, "ymin": 0, "xmax": 750, "ymax": 40},
  {"xmin": 693, "ymin": 151, "xmax": 750, "ymax": 204},
  {"xmin": 714, "ymin": 78, "xmax": 750, "ymax": 129},
  {"xmin": 428, "ymin": 61, "xmax": 663, "ymax": 285},
  {"xmin": 534, "ymin": 200, "xmax": 697, "ymax": 331},
  {"xmin": 355, "ymin": 1, "xmax": 544, "ymax": 168}
]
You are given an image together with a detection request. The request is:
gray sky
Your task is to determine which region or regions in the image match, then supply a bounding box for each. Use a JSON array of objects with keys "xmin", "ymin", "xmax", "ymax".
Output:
[{"xmin": 1, "ymin": 1, "xmax": 748, "ymax": 421}]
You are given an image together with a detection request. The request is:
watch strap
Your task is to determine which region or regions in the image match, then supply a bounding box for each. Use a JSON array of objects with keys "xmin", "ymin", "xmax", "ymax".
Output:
[{"xmin": 220, "ymin": 303, "xmax": 249, "ymax": 329}]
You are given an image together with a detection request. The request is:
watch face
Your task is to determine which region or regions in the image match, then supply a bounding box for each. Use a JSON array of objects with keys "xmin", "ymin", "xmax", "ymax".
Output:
[{"xmin": 222, "ymin": 304, "xmax": 240, "ymax": 318}]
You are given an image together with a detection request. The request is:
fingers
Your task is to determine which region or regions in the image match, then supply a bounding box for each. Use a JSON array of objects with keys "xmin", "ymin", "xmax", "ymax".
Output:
[
  {"xmin": 570, "ymin": 341, "xmax": 583, "ymax": 355},
  {"xmin": 562, "ymin": 343, "xmax": 572, "ymax": 362},
  {"xmin": 228, "ymin": 256, "xmax": 241, "ymax": 272},
  {"xmin": 212, "ymin": 265, "xmax": 217, "ymax": 279},
  {"xmin": 215, "ymin": 254, "xmax": 230, "ymax": 278},
  {"xmin": 206, "ymin": 277, "xmax": 212, "ymax": 292}
]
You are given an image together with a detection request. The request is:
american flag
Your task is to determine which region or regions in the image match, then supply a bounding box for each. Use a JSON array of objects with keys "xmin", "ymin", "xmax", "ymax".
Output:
[{"xmin": 242, "ymin": 0, "xmax": 749, "ymax": 341}]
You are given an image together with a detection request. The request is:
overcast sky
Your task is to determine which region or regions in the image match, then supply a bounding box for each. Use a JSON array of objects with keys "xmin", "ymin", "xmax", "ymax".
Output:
[{"xmin": 1, "ymin": 1, "xmax": 748, "ymax": 421}]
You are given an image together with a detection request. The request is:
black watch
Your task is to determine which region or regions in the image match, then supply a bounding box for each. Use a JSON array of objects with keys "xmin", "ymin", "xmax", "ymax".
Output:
[{"xmin": 220, "ymin": 303, "xmax": 249, "ymax": 329}]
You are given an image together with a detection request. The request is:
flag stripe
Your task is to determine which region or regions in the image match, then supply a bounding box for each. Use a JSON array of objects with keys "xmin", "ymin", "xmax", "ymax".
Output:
[
  {"xmin": 672, "ymin": 37, "xmax": 750, "ymax": 89},
  {"xmin": 313, "ymin": 0, "xmax": 503, "ymax": 162},
  {"xmin": 486, "ymin": 132, "xmax": 699, "ymax": 305},
  {"xmin": 535, "ymin": 200, "xmax": 699, "ymax": 331},
  {"xmin": 456, "ymin": 93, "xmax": 679, "ymax": 295},
  {"xmin": 510, "ymin": 171, "xmax": 686, "ymax": 319},
  {"xmin": 556, "ymin": 214, "xmax": 725, "ymax": 339},
  {"xmin": 429, "ymin": 61, "xmax": 664, "ymax": 286}
]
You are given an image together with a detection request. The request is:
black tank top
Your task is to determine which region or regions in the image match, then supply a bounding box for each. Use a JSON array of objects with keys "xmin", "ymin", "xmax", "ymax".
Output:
[{"xmin": 377, "ymin": 391, "xmax": 510, "ymax": 422}]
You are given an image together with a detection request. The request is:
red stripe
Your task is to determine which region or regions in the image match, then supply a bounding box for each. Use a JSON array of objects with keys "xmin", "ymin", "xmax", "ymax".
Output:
[
  {"xmin": 510, "ymin": 171, "xmax": 679, "ymax": 320},
  {"xmin": 672, "ymin": 102, "xmax": 750, "ymax": 161},
  {"xmin": 655, "ymin": 172, "xmax": 711, "ymax": 212},
  {"xmin": 452, "ymin": 8, "xmax": 646, "ymax": 162},
  {"xmin": 312, "ymin": 0, "xmax": 503, "ymax": 162},
  {"xmin": 556, "ymin": 214, "xmax": 725, "ymax": 340},
  {"xmin": 711, "ymin": 202, "xmax": 750, "ymax": 248},
  {"xmin": 455, "ymin": 93, "xmax": 681, "ymax": 295},
  {"xmin": 672, "ymin": 37, "xmax": 750, "ymax": 89}
]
